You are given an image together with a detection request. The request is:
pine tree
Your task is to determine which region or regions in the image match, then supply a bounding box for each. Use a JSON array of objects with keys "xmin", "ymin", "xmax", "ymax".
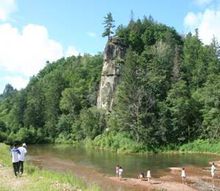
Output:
[{"xmin": 102, "ymin": 12, "xmax": 115, "ymax": 40}]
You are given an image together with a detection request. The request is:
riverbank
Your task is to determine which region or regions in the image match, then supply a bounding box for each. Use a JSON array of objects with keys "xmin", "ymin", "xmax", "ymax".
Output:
[
  {"xmin": 29, "ymin": 147, "xmax": 220, "ymax": 191},
  {"xmin": 0, "ymin": 143, "xmax": 101, "ymax": 191},
  {"xmin": 86, "ymin": 134, "xmax": 220, "ymax": 155},
  {"xmin": 2, "ymin": 143, "xmax": 220, "ymax": 191},
  {"xmin": 109, "ymin": 164, "xmax": 220, "ymax": 191}
]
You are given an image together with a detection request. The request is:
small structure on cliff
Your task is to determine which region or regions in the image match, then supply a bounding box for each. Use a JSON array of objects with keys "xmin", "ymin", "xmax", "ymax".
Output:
[{"xmin": 97, "ymin": 37, "xmax": 126, "ymax": 111}]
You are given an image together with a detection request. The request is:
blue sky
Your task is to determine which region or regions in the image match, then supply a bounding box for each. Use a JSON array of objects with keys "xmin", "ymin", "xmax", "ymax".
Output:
[{"xmin": 0, "ymin": 0, "xmax": 220, "ymax": 93}]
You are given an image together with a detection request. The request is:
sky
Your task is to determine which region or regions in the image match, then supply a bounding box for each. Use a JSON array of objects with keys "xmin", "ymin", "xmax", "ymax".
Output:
[{"xmin": 0, "ymin": 0, "xmax": 220, "ymax": 94}]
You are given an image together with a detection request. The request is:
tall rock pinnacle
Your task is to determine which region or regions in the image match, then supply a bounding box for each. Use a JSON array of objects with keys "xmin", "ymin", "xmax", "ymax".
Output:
[{"xmin": 97, "ymin": 37, "xmax": 126, "ymax": 111}]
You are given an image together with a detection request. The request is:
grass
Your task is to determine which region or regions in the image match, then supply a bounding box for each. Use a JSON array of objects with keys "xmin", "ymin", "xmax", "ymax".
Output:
[
  {"xmin": 0, "ymin": 143, "xmax": 101, "ymax": 191},
  {"xmin": 83, "ymin": 130, "xmax": 220, "ymax": 155},
  {"xmin": 0, "ymin": 143, "xmax": 11, "ymax": 166},
  {"xmin": 85, "ymin": 132, "xmax": 220, "ymax": 156},
  {"xmin": 85, "ymin": 131, "xmax": 147, "ymax": 153},
  {"xmin": 1, "ymin": 139, "xmax": 220, "ymax": 191},
  {"xmin": 179, "ymin": 139, "xmax": 220, "ymax": 154}
]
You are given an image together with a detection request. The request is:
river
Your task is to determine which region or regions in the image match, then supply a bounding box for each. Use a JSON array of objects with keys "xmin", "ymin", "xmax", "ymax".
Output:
[{"xmin": 27, "ymin": 144, "xmax": 220, "ymax": 191}]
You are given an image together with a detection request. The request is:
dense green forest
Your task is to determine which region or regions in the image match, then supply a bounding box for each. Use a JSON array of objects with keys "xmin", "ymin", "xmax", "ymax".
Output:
[{"xmin": 0, "ymin": 17, "xmax": 220, "ymax": 152}]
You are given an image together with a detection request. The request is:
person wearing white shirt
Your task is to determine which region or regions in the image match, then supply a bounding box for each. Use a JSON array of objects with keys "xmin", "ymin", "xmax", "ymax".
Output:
[
  {"xmin": 118, "ymin": 166, "xmax": 123, "ymax": 179},
  {"xmin": 181, "ymin": 167, "xmax": 186, "ymax": 184},
  {"xmin": 211, "ymin": 162, "xmax": 216, "ymax": 178},
  {"xmin": 147, "ymin": 170, "xmax": 151, "ymax": 181},
  {"xmin": 115, "ymin": 165, "xmax": 119, "ymax": 177},
  {"xmin": 11, "ymin": 144, "xmax": 20, "ymax": 177},
  {"xmin": 18, "ymin": 143, "xmax": 27, "ymax": 175}
]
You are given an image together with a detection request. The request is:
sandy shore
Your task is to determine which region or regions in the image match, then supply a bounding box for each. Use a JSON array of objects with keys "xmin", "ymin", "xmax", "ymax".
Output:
[
  {"xmin": 108, "ymin": 163, "xmax": 220, "ymax": 191},
  {"xmin": 109, "ymin": 176, "xmax": 197, "ymax": 191},
  {"xmin": 30, "ymin": 155, "xmax": 220, "ymax": 191}
]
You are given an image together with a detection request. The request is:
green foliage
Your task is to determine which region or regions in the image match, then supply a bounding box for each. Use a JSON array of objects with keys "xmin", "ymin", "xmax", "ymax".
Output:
[
  {"xmin": 79, "ymin": 107, "xmax": 106, "ymax": 140},
  {"xmin": 2, "ymin": 84, "xmax": 16, "ymax": 98},
  {"xmin": 0, "ymin": 132, "xmax": 7, "ymax": 142},
  {"xmin": 0, "ymin": 15, "xmax": 220, "ymax": 152},
  {"xmin": 0, "ymin": 143, "xmax": 11, "ymax": 166},
  {"xmin": 87, "ymin": 131, "xmax": 147, "ymax": 153},
  {"xmin": 192, "ymin": 74, "xmax": 220, "ymax": 139},
  {"xmin": 0, "ymin": 54, "xmax": 103, "ymax": 144},
  {"xmin": 102, "ymin": 12, "xmax": 115, "ymax": 39},
  {"xmin": 111, "ymin": 19, "xmax": 182, "ymax": 147},
  {"xmin": 165, "ymin": 80, "xmax": 201, "ymax": 144},
  {"xmin": 110, "ymin": 17, "xmax": 220, "ymax": 148},
  {"xmin": 0, "ymin": 120, "xmax": 7, "ymax": 132},
  {"xmin": 0, "ymin": 143, "xmax": 101, "ymax": 191},
  {"xmin": 3, "ymin": 127, "xmax": 45, "ymax": 145},
  {"xmin": 60, "ymin": 88, "xmax": 81, "ymax": 116},
  {"xmin": 180, "ymin": 139, "xmax": 220, "ymax": 154}
]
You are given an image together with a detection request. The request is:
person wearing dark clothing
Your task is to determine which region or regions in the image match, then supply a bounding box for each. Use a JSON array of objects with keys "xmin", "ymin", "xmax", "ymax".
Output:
[{"xmin": 18, "ymin": 143, "xmax": 27, "ymax": 175}]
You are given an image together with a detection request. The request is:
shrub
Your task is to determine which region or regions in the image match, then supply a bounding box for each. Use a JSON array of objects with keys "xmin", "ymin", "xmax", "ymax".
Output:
[
  {"xmin": 91, "ymin": 131, "xmax": 147, "ymax": 153},
  {"xmin": 80, "ymin": 107, "xmax": 106, "ymax": 140},
  {"xmin": 179, "ymin": 139, "xmax": 220, "ymax": 154}
]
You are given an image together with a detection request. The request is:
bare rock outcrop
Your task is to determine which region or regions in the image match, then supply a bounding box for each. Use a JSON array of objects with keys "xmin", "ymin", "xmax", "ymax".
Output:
[{"xmin": 97, "ymin": 37, "xmax": 126, "ymax": 111}]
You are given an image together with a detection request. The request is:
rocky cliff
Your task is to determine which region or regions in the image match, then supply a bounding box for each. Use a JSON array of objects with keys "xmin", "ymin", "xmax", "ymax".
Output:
[{"xmin": 97, "ymin": 37, "xmax": 126, "ymax": 111}]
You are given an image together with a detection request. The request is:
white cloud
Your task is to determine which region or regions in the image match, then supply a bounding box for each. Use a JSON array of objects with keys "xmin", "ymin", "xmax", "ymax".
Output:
[
  {"xmin": 65, "ymin": 46, "xmax": 79, "ymax": 57},
  {"xmin": 0, "ymin": 23, "xmax": 63, "ymax": 76},
  {"xmin": 184, "ymin": 12, "xmax": 202, "ymax": 28},
  {"xmin": 0, "ymin": 23, "xmax": 80, "ymax": 91},
  {"xmin": 184, "ymin": 8, "xmax": 220, "ymax": 44},
  {"xmin": 2, "ymin": 75, "xmax": 29, "ymax": 91},
  {"xmin": 194, "ymin": 0, "xmax": 213, "ymax": 6},
  {"xmin": 0, "ymin": 1, "xmax": 80, "ymax": 93},
  {"xmin": 0, "ymin": 0, "xmax": 16, "ymax": 21},
  {"xmin": 87, "ymin": 32, "xmax": 96, "ymax": 38}
]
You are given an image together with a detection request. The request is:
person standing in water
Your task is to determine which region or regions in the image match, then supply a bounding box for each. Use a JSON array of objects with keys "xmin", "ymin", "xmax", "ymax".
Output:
[
  {"xmin": 115, "ymin": 165, "xmax": 119, "ymax": 177},
  {"xmin": 146, "ymin": 170, "xmax": 151, "ymax": 182},
  {"xmin": 211, "ymin": 162, "xmax": 216, "ymax": 178},
  {"xmin": 138, "ymin": 172, "xmax": 145, "ymax": 181},
  {"xmin": 11, "ymin": 143, "xmax": 20, "ymax": 177},
  {"xmin": 181, "ymin": 168, "xmax": 186, "ymax": 184},
  {"xmin": 211, "ymin": 162, "xmax": 217, "ymax": 190},
  {"xmin": 118, "ymin": 166, "xmax": 123, "ymax": 180},
  {"xmin": 18, "ymin": 143, "xmax": 27, "ymax": 175}
]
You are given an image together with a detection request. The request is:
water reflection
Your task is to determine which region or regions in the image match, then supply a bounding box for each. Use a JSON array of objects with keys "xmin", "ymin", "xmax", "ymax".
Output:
[{"xmin": 29, "ymin": 144, "xmax": 220, "ymax": 178}]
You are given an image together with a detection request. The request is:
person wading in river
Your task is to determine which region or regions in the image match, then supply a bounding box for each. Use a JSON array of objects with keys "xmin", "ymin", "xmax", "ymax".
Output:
[
  {"xmin": 18, "ymin": 143, "xmax": 27, "ymax": 176},
  {"xmin": 146, "ymin": 170, "xmax": 151, "ymax": 182},
  {"xmin": 138, "ymin": 172, "xmax": 145, "ymax": 181},
  {"xmin": 211, "ymin": 162, "xmax": 216, "ymax": 178},
  {"xmin": 115, "ymin": 165, "xmax": 119, "ymax": 177},
  {"xmin": 118, "ymin": 166, "xmax": 123, "ymax": 180},
  {"xmin": 181, "ymin": 167, "xmax": 186, "ymax": 184},
  {"xmin": 211, "ymin": 162, "xmax": 216, "ymax": 189}
]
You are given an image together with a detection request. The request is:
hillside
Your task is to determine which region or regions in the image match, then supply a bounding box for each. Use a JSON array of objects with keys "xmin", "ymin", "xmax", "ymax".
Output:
[{"xmin": 1, "ymin": 17, "xmax": 220, "ymax": 151}]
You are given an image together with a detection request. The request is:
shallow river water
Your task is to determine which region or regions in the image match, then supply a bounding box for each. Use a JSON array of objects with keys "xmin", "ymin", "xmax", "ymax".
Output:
[{"xmin": 28, "ymin": 144, "xmax": 220, "ymax": 190}]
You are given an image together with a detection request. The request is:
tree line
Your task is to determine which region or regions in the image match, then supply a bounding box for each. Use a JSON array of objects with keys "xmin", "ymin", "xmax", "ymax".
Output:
[{"xmin": 0, "ymin": 16, "xmax": 220, "ymax": 151}]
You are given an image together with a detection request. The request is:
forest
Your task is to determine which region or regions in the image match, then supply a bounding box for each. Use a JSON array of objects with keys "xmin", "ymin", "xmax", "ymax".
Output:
[{"xmin": 0, "ymin": 16, "xmax": 220, "ymax": 152}]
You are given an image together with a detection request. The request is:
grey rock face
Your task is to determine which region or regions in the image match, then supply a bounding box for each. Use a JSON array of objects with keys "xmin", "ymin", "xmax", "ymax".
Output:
[{"xmin": 97, "ymin": 37, "xmax": 126, "ymax": 111}]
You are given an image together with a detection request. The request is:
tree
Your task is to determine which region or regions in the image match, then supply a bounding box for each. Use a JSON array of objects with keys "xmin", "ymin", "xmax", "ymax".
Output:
[
  {"xmin": 102, "ymin": 12, "xmax": 115, "ymax": 39},
  {"xmin": 80, "ymin": 107, "xmax": 105, "ymax": 140},
  {"xmin": 0, "ymin": 120, "xmax": 7, "ymax": 132},
  {"xmin": 166, "ymin": 80, "xmax": 200, "ymax": 143},
  {"xmin": 2, "ymin": 84, "xmax": 16, "ymax": 98},
  {"xmin": 182, "ymin": 32, "xmax": 203, "ymax": 89},
  {"xmin": 194, "ymin": 74, "xmax": 220, "ymax": 139},
  {"xmin": 112, "ymin": 50, "xmax": 153, "ymax": 144}
]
